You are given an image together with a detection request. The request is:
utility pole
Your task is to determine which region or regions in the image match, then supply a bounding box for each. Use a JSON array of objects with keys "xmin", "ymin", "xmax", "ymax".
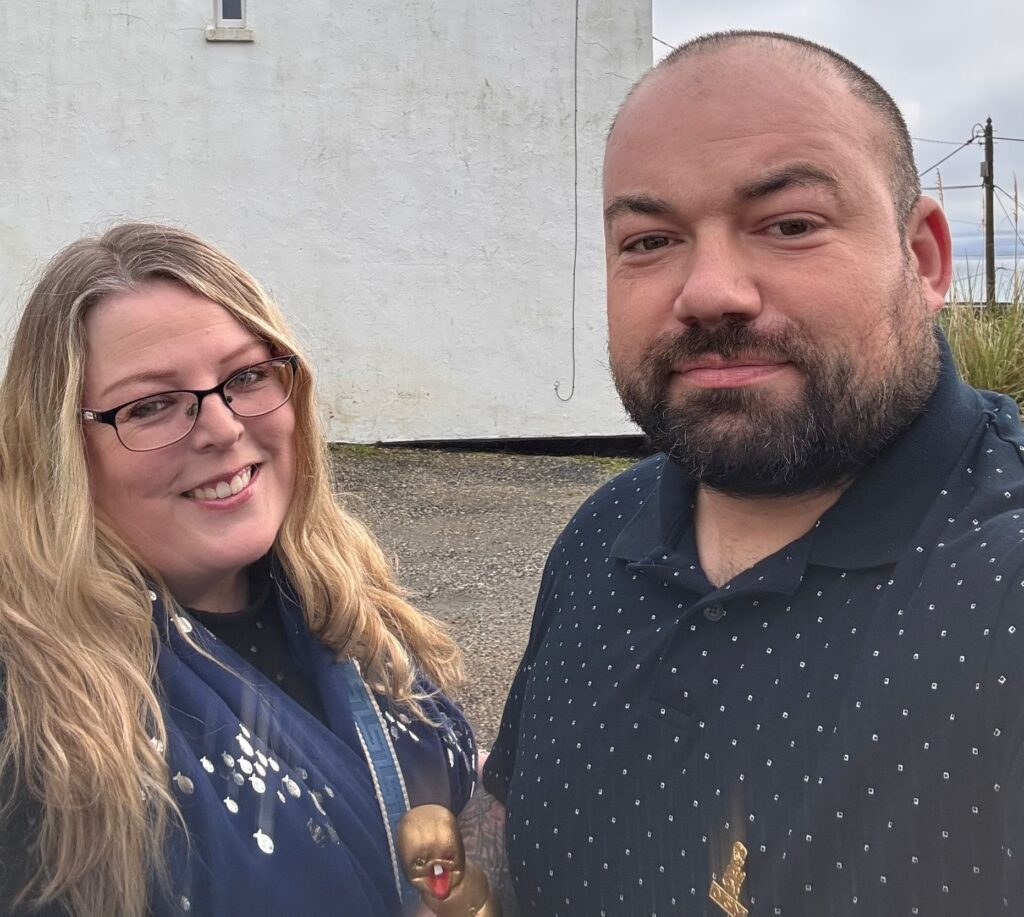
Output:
[{"xmin": 982, "ymin": 117, "xmax": 996, "ymax": 304}]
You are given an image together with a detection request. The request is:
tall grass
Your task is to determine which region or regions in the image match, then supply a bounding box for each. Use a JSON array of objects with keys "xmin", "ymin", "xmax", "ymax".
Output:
[
  {"xmin": 940, "ymin": 284, "xmax": 1024, "ymax": 404},
  {"xmin": 934, "ymin": 170, "xmax": 1024, "ymax": 402}
]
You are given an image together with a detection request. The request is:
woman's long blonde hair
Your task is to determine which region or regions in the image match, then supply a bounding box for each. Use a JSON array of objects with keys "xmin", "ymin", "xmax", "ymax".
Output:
[{"xmin": 0, "ymin": 222, "xmax": 463, "ymax": 916}]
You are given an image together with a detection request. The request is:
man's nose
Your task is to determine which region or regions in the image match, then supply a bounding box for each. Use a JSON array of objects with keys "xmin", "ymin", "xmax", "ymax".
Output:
[{"xmin": 671, "ymin": 235, "xmax": 762, "ymax": 326}]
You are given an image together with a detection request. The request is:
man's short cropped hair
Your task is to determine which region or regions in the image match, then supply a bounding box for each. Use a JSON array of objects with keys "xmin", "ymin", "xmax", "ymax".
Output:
[{"xmin": 626, "ymin": 31, "xmax": 921, "ymax": 233}]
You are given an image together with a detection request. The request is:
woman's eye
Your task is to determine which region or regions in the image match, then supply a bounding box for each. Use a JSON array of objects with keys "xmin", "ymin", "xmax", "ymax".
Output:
[
  {"xmin": 625, "ymin": 236, "xmax": 672, "ymax": 253},
  {"xmin": 125, "ymin": 398, "xmax": 172, "ymax": 421},
  {"xmin": 228, "ymin": 367, "xmax": 269, "ymax": 390}
]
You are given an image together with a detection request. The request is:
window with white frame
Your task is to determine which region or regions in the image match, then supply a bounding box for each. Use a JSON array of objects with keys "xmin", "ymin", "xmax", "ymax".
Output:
[
  {"xmin": 217, "ymin": 0, "xmax": 245, "ymax": 28},
  {"xmin": 206, "ymin": 0, "xmax": 253, "ymax": 41}
]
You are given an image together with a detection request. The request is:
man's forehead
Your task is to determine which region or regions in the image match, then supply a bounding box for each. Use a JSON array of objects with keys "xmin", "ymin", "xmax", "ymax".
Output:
[
  {"xmin": 618, "ymin": 43, "xmax": 850, "ymax": 130},
  {"xmin": 606, "ymin": 44, "xmax": 886, "ymax": 185}
]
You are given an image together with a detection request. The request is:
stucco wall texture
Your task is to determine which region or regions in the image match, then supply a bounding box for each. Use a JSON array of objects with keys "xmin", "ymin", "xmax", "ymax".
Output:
[{"xmin": 0, "ymin": 1, "xmax": 652, "ymax": 442}]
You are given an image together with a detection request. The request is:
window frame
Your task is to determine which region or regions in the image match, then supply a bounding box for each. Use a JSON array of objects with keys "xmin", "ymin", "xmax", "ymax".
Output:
[
  {"xmin": 205, "ymin": 0, "xmax": 254, "ymax": 42},
  {"xmin": 215, "ymin": 0, "xmax": 246, "ymax": 29}
]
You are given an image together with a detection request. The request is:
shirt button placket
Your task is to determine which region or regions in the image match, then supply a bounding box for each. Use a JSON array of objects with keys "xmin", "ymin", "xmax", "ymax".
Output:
[{"xmin": 703, "ymin": 603, "xmax": 726, "ymax": 622}]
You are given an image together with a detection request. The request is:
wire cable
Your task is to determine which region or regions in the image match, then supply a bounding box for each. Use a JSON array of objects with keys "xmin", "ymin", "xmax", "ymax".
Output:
[
  {"xmin": 995, "ymin": 185, "xmax": 1022, "ymax": 211},
  {"xmin": 555, "ymin": 0, "xmax": 580, "ymax": 402},
  {"xmin": 993, "ymin": 185, "xmax": 1024, "ymax": 251},
  {"xmin": 918, "ymin": 134, "xmax": 981, "ymax": 178},
  {"xmin": 913, "ymin": 136, "xmax": 968, "ymax": 145}
]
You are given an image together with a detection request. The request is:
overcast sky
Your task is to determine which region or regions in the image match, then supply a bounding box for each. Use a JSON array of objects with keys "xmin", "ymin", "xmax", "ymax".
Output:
[{"xmin": 652, "ymin": 0, "xmax": 1024, "ymax": 295}]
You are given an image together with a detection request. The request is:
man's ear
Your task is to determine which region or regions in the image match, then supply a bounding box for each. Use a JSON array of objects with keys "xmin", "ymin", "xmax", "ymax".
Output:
[{"xmin": 905, "ymin": 196, "xmax": 953, "ymax": 314}]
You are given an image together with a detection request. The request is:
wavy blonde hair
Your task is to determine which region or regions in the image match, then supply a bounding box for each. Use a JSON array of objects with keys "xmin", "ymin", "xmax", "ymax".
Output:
[{"xmin": 0, "ymin": 222, "xmax": 463, "ymax": 916}]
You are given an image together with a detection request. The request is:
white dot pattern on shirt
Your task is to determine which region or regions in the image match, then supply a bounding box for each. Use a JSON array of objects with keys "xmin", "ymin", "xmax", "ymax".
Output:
[{"xmin": 488, "ymin": 408, "xmax": 1024, "ymax": 916}]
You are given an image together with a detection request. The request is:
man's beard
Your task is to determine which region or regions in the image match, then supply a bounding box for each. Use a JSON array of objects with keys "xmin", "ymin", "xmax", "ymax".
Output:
[{"xmin": 612, "ymin": 284, "xmax": 940, "ymax": 497}]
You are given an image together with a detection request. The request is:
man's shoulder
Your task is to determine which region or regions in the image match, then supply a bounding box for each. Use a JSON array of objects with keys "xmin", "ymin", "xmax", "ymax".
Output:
[
  {"xmin": 924, "ymin": 405, "xmax": 1024, "ymax": 612},
  {"xmin": 956, "ymin": 394, "xmax": 1024, "ymax": 533},
  {"xmin": 567, "ymin": 453, "xmax": 666, "ymax": 521},
  {"xmin": 547, "ymin": 453, "xmax": 667, "ymax": 555}
]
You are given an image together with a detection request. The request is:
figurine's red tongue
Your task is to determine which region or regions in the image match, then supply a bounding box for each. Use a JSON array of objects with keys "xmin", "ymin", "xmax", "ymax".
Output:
[{"xmin": 427, "ymin": 864, "xmax": 451, "ymax": 899}]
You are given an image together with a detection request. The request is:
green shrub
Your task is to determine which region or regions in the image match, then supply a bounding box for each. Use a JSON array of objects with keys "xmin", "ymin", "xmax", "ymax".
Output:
[{"xmin": 940, "ymin": 286, "xmax": 1024, "ymax": 404}]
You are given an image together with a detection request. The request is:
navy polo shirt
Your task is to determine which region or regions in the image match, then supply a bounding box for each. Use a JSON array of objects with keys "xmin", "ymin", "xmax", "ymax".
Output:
[{"xmin": 485, "ymin": 347, "xmax": 1024, "ymax": 916}]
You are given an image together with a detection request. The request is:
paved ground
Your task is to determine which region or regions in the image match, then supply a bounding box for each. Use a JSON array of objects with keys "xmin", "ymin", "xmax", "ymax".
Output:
[{"xmin": 331, "ymin": 445, "xmax": 638, "ymax": 747}]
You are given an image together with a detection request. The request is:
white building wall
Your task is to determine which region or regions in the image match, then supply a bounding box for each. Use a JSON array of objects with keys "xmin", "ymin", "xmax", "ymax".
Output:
[{"xmin": 0, "ymin": 1, "xmax": 651, "ymax": 442}]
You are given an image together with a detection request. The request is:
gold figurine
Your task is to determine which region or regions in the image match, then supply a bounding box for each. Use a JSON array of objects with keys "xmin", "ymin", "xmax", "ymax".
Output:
[
  {"xmin": 709, "ymin": 841, "xmax": 750, "ymax": 917},
  {"xmin": 398, "ymin": 804, "xmax": 501, "ymax": 916}
]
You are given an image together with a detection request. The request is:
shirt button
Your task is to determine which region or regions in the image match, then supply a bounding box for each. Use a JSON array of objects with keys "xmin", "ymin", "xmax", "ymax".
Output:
[{"xmin": 704, "ymin": 603, "xmax": 726, "ymax": 622}]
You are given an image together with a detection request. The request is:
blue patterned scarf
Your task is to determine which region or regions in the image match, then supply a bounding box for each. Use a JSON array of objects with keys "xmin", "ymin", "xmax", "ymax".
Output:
[{"xmin": 149, "ymin": 569, "xmax": 475, "ymax": 915}]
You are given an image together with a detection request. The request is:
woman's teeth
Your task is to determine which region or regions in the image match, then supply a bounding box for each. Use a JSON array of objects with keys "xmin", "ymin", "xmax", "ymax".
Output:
[{"xmin": 188, "ymin": 466, "xmax": 252, "ymax": 501}]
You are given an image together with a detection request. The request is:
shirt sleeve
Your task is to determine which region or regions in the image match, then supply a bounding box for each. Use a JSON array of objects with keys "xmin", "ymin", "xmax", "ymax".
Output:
[
  {"xmin": 483, "ymin": 549, "xmax": 562, "ymax": 805},
  {"xmin": 984, "ymin": 552, "xmax": 1024, "ymax": 906}
]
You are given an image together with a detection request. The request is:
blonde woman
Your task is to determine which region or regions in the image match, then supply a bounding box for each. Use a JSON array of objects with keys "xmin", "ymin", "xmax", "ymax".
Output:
[{"xmin": 0, "ymin": 223, "xmax": 475, "ymax": 916}]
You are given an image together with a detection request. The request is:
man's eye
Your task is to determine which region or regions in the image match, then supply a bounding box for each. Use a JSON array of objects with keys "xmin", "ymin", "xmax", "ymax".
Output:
[
  {"xmin": 626, "ymin": 236, "xmax": 672, "ymax": 253},
  {"xmin": 768, "ymin": 219, "xmax": 816, "ymax": 237}
]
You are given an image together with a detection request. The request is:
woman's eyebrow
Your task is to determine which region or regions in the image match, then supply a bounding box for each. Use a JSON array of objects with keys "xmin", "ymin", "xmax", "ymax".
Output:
[{"xmin": 96, "ymin": 342, "xmax": 268, "ymax": 402}]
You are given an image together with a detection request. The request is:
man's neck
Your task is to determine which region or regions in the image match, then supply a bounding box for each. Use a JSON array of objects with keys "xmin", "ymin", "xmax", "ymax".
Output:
[{"xmin": 693, "ymin": 483, "xmax": 850, "ymax": 587}]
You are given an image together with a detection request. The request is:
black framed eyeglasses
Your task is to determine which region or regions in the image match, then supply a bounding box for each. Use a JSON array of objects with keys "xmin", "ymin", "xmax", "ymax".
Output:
[{"xmin": 80, "ymin": 355, "xmax": 299, "ymax": 452}]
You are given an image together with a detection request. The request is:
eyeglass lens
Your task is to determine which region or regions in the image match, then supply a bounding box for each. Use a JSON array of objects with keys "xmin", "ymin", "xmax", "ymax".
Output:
[{"xmin": 114, "ymin": 358, "xmax": 295, "ymax": 451}]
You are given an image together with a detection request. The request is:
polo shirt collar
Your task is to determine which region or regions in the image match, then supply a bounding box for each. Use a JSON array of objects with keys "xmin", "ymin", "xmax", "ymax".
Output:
[
  {"xmin": 807, "ymin": 333, "xmax": 985, "ymax": 568},
  {"xmin": 610, "ymin": 331, "xmax": 986, "ymax": 571}
]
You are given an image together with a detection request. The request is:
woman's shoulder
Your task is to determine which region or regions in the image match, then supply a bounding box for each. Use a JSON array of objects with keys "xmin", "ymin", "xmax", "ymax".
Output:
[
  {"xmin": 379, "ymin": 679, "xmax": 477, "ymax": 815},
  {"xmin": 0, "ymin": 767, "xmax": 66, "ymax": 917}
]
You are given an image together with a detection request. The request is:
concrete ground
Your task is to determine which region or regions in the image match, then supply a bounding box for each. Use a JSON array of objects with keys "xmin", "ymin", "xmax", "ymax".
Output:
[{"xmin": 331, "ymin": 445, "xmax": 638, "ymax": 747}]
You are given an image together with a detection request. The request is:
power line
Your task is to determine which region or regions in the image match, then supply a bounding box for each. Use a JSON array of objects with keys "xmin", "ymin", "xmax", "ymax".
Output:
[
  {"xmin": 918, "ymin": 135, "xmax": 980, "ymax": 178},
  {"xmin": 995, "ymin": 185, "xmax": 1021, "ymax": 208},
  {"xmin": 922, "ymin": 183, "xmax": 982, "ymax": 190},
  {"xmin": 913, "ymin": 136, "xmax": 966, "ymax": 145},
  {"xmin": 993, "ymin": 136, "xmax": 1024, "ymax": 142},
  {"xmin": 653, "ymin": 35, "xmax": 674, "ymax": 51},
  {"xmin": 993, "ymin": 185, "xmax": 1024, "ymax": 250}
]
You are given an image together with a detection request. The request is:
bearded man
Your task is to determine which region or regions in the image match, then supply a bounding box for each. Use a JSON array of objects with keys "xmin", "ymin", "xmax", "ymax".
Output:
[{"xmin": 475, "ymin": 30, "xmax": 1024, "ymax": 917}]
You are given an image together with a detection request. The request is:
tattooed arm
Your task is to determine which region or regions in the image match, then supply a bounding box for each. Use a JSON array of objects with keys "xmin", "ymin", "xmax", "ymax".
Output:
[{"xmin": 458, "ymin": 780, "xmax": 521, "ymax": 916}]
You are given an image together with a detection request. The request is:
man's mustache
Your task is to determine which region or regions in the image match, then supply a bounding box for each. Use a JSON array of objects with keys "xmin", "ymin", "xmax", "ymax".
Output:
[{"xmin": 645, "ymin": 320, "xmax": 811, "ymax": 369}]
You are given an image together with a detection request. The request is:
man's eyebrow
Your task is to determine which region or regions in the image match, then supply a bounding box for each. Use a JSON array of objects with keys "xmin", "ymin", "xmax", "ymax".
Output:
[
  {"xmin": 603, "ymin": 194, "xmax": 674, "ymax": 224},
  {"xmin": 736, "ymin": 164, "xmax": 841, "ymax": 203}
]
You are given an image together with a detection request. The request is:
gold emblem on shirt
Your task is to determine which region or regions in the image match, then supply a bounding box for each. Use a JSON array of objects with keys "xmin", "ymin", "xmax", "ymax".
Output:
[{"xmin": 709, "ymin": 841, "xmax": 749, "ymax": 917}]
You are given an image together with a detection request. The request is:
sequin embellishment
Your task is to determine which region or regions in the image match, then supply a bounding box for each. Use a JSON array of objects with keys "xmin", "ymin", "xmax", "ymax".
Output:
[
  {"xmin": 253, "ymin": 829, "xmax": 274, "ymax": 854},
  {"xmin": 173, "ymin": 615, "xmax": 193, "ymax": 636}
]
